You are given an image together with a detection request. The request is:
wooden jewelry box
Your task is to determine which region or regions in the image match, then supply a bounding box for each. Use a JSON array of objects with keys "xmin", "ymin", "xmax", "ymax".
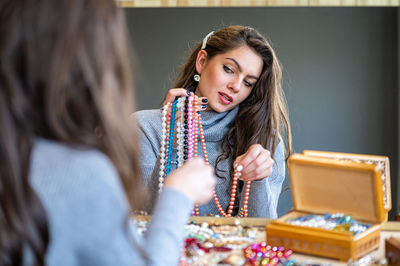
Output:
[
  {"xmin": 301, "ymin": 150, "xmax": 391, "ymax": 218},
  {"xmin": 266, "ymin": 151, "xmax": 391, "ymax": 262}
]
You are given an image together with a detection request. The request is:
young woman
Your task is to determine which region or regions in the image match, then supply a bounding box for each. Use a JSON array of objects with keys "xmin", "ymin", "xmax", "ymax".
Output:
[
  {"xmin": 0, "ymin": 0, "xmax": 215, "ymax": 265},
  {"xmin": 135, "ymin": 25, "xmax": 292, "ymax": 218}
]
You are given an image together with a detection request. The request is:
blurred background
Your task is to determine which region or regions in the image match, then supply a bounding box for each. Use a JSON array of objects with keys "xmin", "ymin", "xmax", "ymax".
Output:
[{"xmin": 124, "ymin": 7, "xmax": 399, "ymax": 219}]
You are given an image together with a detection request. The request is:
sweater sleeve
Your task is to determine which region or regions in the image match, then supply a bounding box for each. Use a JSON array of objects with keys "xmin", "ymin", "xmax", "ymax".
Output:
[
  {"xmin": 266, "ymin": 138, "xmax": 286, "ymax": 217},
  {"xmin": 141, "ymin": 187, "xmax": 193, "ymax": 266},
  {"xmin": 134, "ymin": 110, "xmax": 166, "ymax": 212},
  {"xmin": 30, "ymin": 141, "xmax": 192, "ymax": 266},
  {"xmin": 136, "ymin": 116, "xmax": 159, "ymax": 183},
  {"xmin": 75, "ymin": 159, "xmax": 193, "ymax": 266}
]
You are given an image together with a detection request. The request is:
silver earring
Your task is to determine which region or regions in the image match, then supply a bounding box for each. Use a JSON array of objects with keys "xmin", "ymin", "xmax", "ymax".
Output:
[{"xmin": 193, "ymin": 74, "xmax": 200, "ymax": 82}]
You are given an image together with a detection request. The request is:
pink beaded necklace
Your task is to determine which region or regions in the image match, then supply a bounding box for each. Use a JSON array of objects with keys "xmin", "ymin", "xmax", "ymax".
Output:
[{"xmin": 159, "ymin": 95, "xmax": 251, "ymax": 217}]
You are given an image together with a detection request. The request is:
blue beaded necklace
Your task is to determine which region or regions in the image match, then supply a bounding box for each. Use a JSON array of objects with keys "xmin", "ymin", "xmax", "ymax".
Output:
[{"xmin": 165, "ymin": 99, "xmax": 177, "ymax": 176}]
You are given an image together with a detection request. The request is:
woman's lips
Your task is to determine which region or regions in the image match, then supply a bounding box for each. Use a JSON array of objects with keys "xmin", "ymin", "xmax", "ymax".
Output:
[{"xmin": 218, "ymin": 92, "xmax": 232, "ymax": 105}]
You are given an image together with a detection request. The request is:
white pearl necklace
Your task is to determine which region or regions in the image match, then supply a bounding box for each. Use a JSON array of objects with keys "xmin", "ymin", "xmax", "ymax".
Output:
[{"xmin": 158, "ymin": 103, "xmax": 170, "ymax": 193}]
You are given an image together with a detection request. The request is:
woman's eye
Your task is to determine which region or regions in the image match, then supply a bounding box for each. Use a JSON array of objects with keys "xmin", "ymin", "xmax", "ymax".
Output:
[
  {"xmin": 223, "ymin": 65, "xmax": 233, "ymax": 73},
  {"xmin": 244, "ymin": 80, "xmax": 253, "ymax": 87}
]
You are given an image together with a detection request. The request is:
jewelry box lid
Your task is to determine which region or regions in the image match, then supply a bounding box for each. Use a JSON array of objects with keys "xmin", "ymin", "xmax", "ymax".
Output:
[
  {"xmin": 302, "ymin": 150, "xmax": 391, "ymax": 213},
  {"xmin": 288, "ymin": 153, "xmax": 386, "ymax": 224}
]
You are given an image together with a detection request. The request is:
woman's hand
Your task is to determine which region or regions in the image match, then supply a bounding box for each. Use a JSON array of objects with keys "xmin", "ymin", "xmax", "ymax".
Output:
[
  {"xmin": 164, "ymin": 157, "xmax": 216, "ymax": 205},
  {"xmin": 162, "ymin": 88, "xmax": 208, "ymax": 110},
  {"xmin": 233, "ymin": 144, "xmax": 274, "ymax": 182}
]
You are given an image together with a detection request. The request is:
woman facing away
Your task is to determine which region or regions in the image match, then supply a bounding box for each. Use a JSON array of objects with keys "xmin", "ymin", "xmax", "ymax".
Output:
[
  {"xmin": 0, "ymin": 0, "xmax": 216, "ymax": 265},
  {"xmin": 135, "ymin": 25, "xmax": 292, "ymax": 218}
]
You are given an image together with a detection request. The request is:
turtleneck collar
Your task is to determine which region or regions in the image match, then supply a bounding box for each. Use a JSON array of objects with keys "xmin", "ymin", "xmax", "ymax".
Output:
[{"xmin": 199, "ymin": 107, "xmax": 238, "ymax": 142}]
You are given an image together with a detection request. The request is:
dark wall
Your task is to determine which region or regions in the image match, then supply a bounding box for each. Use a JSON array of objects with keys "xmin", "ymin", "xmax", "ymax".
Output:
[{"xmin": 124, "ymin": 7, "xmax": 398, "ymax": 218}]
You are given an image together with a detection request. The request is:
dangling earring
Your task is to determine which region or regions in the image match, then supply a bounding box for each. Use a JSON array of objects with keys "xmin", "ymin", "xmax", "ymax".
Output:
[{"xmin": 193, "ymin": 74, "xmax": 200, "ymax": 82}]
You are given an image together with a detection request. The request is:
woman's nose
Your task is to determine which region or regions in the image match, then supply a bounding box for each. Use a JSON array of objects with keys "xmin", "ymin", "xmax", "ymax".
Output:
[{"xmin": 228, "ymin": 77, "xmax": 241, "ymax": 92}]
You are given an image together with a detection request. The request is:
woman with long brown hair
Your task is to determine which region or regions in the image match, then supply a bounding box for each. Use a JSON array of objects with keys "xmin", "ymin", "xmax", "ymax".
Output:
[
  {"xmin": 136, "ymin": 25, "xmax": 292, "ymax": 218},
  {"xmin": 0, "ymin": 0, "xmax": 215, "ymax": 265}
]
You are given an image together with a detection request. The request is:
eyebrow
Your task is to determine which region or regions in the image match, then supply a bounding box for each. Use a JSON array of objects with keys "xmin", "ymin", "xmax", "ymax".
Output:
[{"xmin": 226, "ymin": 57, "xmax": 259, "ymax": 80}]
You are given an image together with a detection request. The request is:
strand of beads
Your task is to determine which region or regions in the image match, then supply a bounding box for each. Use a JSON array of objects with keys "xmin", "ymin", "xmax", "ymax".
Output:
[
  {"xmin": 176, "ymin": 97, "xmax": 185, "ymax": 167},
  {"xmin": 227, "ymin": 165, "xmax": 241, "ymax": 216},
  {"xmin": 242, "ymin": 179, "xmax": 251, "ymax": 217},
  {"xmin": 193, "ymin": 95, "xmax": 251, "ymax": 217},
  {"xmin": 158, "ymin": 102, "xmax": 172, "ymax": 193},
  {"xmin": 159, "ymin": 93, "xmax": 252, "ymax": 217},
  {"xmin": 193, "ymin": 96, "xmax": 200, "ymax": 216},
  {"xmin": 165, "ymin": 100, "xmax": 177, "ymax": 176},
  {"xmin": 187, "ymin": 95, "xmax": 194, "ymax": 160},
  {"xmin": 193, "ymin": 96, "xmax": 199, "ymax": 157},
  {"xmin": 196, "ymin": 106, "xmax": 208, "ymax": 164},
  {"xmin": 183, "ymin": 97, "xmax": 188, "ymax": 161}
]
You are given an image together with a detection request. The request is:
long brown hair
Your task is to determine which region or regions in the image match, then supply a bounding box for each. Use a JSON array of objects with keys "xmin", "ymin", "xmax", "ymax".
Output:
[
  {"xmin": 174, "ymin": 25, "xmax": 292, "ymax": 177},
  {"xmin": 0, "ymin": 0, "xmax": 142, "ymax": 264}
]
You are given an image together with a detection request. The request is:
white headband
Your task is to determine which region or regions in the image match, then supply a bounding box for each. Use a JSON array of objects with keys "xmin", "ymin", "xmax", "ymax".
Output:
[{"xmin": 201, "ymin": 31, "xmax": 215, "ymax": 50}]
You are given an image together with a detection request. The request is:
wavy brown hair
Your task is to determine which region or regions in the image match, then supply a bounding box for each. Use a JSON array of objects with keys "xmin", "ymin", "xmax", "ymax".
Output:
[
  {"xmin": 174, "ymin": 25, "xmax": 292, "ymax": 176},
  {"xmin": 0, "ymin": 0, "xmax": 142, "ymax": 264}
]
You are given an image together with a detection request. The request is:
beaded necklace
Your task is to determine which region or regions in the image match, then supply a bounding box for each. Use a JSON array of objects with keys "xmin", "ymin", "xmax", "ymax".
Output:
[
  {"xmin": 158, "ymin": 102, "xmax": 172, "ymax": 193},
  {"xmin": 176, "ymin": 97, "xmax": 185, "ymax": 167},
  {"xmin": 159, "ymin": 95, "xmax": 252, "ymax": 217}
]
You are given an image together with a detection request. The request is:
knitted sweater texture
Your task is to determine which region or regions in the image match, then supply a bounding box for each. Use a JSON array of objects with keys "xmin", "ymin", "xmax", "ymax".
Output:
[
  {"xmin": 135, "ymin": 107, "xmax": 285, "ymax": 218},
  {"xmin": 29, "ymin": 138, "xmax": 193, "ymax": 265}
]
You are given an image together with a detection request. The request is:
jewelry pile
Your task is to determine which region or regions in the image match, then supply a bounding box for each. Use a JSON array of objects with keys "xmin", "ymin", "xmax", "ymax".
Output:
[
  {"xmin": 159, "ymin": 94, "xmax": 251, "ymax": 217},
  {"xmin": 286, "ymin": 213, "xmax": 371, "ymax": 235},
  {"xmin": 134, "ymin": 218, "xmax": 385, "ymax": 265},
  {"xmin": 243, "ymin": 242, "xmax": 294, "ymax": 266},
  {"xmin": 185, "ymin": 222, "xmax": 259, "ymax": 250},
  {"xmin": 180, "ymin": 221, "xmax": 295, "ymax": 265}
]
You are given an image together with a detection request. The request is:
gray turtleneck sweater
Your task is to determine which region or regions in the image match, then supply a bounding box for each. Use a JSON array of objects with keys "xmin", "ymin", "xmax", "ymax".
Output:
[
  {"xmin": 30, "ymin": 138, "xmax": 192, "ymax": 265},
  {"xmin": 135, "ymin": 107, "xmax": 285, "ymax": 218}
]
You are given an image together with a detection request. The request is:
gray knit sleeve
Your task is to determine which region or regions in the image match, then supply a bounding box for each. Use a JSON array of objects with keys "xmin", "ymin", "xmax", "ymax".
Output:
[
  {"xmin": 141, "ymin": 187, "xmax": 193, "ymax": 265},
  {"xmin": 77, "ymin": 158, "xmax": 193, "ymax": 266},
  {"xmin": 134, "ymin": 110, "xmax": 165, "ymax": 212},
  {"xmin": 30, "ymin": 143, "xmax": 138, "ymax": 265},
  {"xmin": 30, "ymin": 140, "xmax": 192, "ymax": 266},
  {"xmin": 135, "ymin": 111, "xmax": 159, "ymax": 181}
]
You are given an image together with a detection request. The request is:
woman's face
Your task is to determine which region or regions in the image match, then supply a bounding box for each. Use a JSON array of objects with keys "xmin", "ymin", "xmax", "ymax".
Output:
[{"xmin": 195, "ymin": 45, "xmax": 263, "ymax": 113}]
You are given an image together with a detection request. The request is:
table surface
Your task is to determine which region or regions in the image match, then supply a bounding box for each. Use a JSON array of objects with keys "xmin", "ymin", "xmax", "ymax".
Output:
[
  {"xmin": 190, "ymin": 217, "xmax": 400, "ymax": 265},
  {"xmin": 137, "ymin": 216, "xmax": 400, "ymax": 265}
]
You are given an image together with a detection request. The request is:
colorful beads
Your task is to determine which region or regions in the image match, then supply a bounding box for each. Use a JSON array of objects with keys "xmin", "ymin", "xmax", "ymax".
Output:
[
  {"xmin": 243, "ymin": 242, "xmax": 293, "ymax": 266},
  {"xmin": 136, "ymin": 219, "xmax": 295, "ymax": 266},
  {"xmin": 187, "ymin": 95, "xmax": 194, "ymax": 160},
  {"xmin": 286, "ymin": 213, "xmax": 371, "ymax": 235},
  {"xmin": 184, "ymin": 222, "xmax": 258, "ymax": 251},
  {"xmin": 159, "ymin": 93, "xmax": 252, "ymax": 217},
  {"xmin": 165, "ymin": 99, "xmax": 177, "ymax": 175},
  {"xmin": 176, "ymin": 97, "xmax": 185, "ymax": 167}
]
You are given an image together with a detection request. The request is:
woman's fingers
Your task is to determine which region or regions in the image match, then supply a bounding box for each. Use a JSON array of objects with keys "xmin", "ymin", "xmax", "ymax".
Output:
[
  {"xmin": 234, "ymin": 144, "xmax": 263, "ymax": 169},
  {"xmin": 163, "ymin": 89, "xmax": 208, "ymax": 111},
  {"xmin": 234, "ymin": 144, "xmax": 274, "ymax": 181},
  {"xmin": 241, "ymin": 156, "xmax": 273, "ymax": 181},
  {"xmin": 196, "ymin": 97, "xmax": 208, "ymax": 111},
  {"xmin": 162, "ymin": 88, "xmax": 189, "ymax": 106},
  {"xmin": 165, "ymin": 157, "xmax": 216, "ymax": 205}
]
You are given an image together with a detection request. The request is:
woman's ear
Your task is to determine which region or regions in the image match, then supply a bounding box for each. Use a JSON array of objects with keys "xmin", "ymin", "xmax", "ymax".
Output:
[{"xmin": 195, "ymin": 50, "xmax": 208, "ymax": 74}]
